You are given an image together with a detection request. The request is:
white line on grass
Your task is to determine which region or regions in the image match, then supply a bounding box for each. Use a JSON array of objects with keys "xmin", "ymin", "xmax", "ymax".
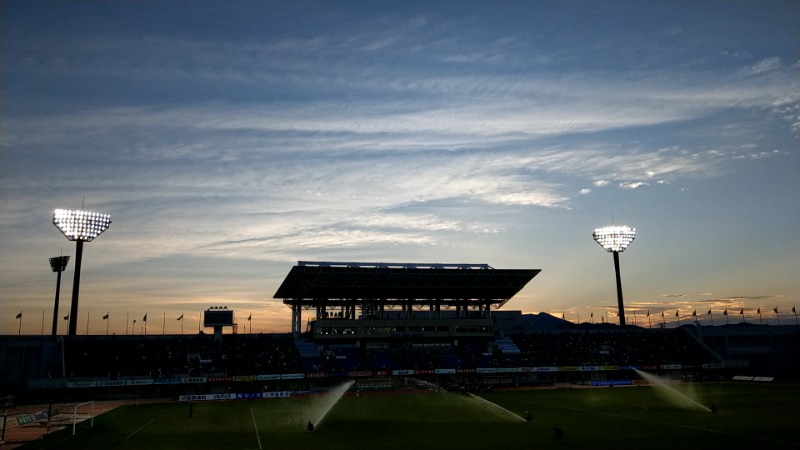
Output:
[
  {"xmin": 126, "ymin": 418, "xmax": 155, "ymax": 439},
  {"xmin": 251, "ymin": 407, "xmax": 263, "ymax": 450}
]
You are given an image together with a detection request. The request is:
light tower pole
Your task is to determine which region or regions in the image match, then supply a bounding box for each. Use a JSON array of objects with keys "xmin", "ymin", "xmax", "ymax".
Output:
[
  {"xmin": 49, "ymin": 255, "xmax": 70, "ymax": 335},
  {"xmin": 53, "ymin": 209, "xmax": 111, "ymax": 336},
  {"xmin": 592, "ymin": 225, "xmax": 636, "ymax": 326}
]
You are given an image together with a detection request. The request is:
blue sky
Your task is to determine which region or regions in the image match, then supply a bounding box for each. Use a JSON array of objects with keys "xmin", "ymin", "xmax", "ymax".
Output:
[{"xmin": 2, "ymin": 0, "xmax": 798, "ymax": 334}]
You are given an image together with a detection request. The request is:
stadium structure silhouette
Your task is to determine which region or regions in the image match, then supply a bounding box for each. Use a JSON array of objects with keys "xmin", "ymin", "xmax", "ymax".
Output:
[{"xmin": 1, "ymin": 261, "xmax": 798, "ymax": 404}]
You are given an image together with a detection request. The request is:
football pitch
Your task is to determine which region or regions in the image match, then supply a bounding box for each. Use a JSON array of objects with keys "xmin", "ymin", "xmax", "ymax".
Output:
[{"xmin": 20, "ymin": 382, "xmax": 800, "ymax": 450}]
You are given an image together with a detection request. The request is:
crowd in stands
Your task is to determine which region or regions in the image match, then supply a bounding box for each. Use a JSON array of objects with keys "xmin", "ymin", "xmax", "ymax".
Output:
[
  {"xmin": 322, "ymin": 343, "xmax": 489, "ymax": 373},
  {"xmin": 510, "ymin": 328, "xmax": 718, "ymax": 367},
  {"xmin": 63, "ymin": 333, "xmax": 302, "ymax": 379},
  {"xmin": 61, "ymin": 328, "xmax": 717, "ymax": 380}
]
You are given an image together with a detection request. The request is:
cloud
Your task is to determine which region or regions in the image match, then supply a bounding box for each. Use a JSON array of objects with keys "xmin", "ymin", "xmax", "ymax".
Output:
[
  {"xmin": 739, "ymin": 57, "xmax": 781, "ymax": 76},
  {"xmin": 579, "ymin": 188, "xmax": 591, "ymax": 194},
  {"xmin": 619, "ymin": 182, "xmax": 648, "ymax": 189}
]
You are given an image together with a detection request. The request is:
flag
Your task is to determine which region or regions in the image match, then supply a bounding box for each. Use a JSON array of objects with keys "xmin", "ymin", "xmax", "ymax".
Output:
[
  {"xmin": 723, "ymin": 309, "xmax": 728, "ymax": 316},
  {"xmin": 793, "ymin": 306, "xmax": 796, "ymax": 314},
  {"xmin": 757, "ymin": 308, "xmax": 761, "ymax": 315},
  {"xmin": 590, "ymin": 312, "xmax": 593, "ymax": 318},
  {"xmin": 16, "ymin": 312, "xmax": 22, "ymax": 319},
  {"xmin": 143, "ymin": 313, "xmax": 147, "ymax": 322},
  {"xmin": 103, "ymin": 313, "xmax": 109, "ymax": 320},
  {"xmin": 707, "ymin": 309, "xmax": 711, "ymax": 315},
  {"xmin": 247, "ymin": 314, "xmax": 252, "ymax": 321},
  {"xmin": 661, "ymin": 311, "xmax": 664, "ymax": 318},
  {"xmin": 646, "ymin": 310, "xmax": 650, "ymax": 317},
  {"xmin": 692, "ymin": 310, "xmax": 696, "ymax": 316},
  {"xmin": 739, "ymin": 309, "xmax": 744, "ymax": 315},
  {"xmin": 773, "ymin": 307, "xmax": 778, "ymax": 314},
  {"xmin": 675, "ymin": 310, "xmax": 679, "ymax": 317},
  {"xmin": 177, "ymin": 314, "xmax": 183, "ymax": 321}
]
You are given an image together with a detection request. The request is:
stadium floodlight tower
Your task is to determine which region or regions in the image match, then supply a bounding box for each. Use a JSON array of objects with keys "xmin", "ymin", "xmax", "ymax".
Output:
[
  {"xmin": 53, "ymin": 209, "xmax": 111, "ymax": 336},
  {"xmin": 48, "ymin": 255, "xmax": 70, "ymax": 335},
  {"xmin": 592, "ymin": 225, "xmax": 636, "ymax": 327}
]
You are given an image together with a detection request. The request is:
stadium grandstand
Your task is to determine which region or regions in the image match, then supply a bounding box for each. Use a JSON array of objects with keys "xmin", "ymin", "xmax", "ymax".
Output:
[{"xmin": 1, "ymin": 261, "xmax": 798, "ymax": 404}]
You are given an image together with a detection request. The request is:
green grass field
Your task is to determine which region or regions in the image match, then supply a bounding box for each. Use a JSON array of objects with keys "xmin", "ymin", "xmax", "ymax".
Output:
[{"xmin": 21, "ymin": 382, "xmax": 800, "ymax": 450}]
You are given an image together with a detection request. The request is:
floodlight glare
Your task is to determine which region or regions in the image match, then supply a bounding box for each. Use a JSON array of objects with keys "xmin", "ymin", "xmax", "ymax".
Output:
[
  {"xmin": 592, "ymin": 225, "xmax": 636, "ymax": 252},
  {"xmin": 592, "ymin": 225, "xmax": 636, "ymax": 326},
  {"xmin": 53, "ymin": 209, "xmax": 111, "ymax": 242},
  {"xmin": 49, "ymin": 255, "xmax": 70, "ymax": 335},
  {"xmin": 53, "ymin": 208, "xmax": 111, "ymax": 335}
]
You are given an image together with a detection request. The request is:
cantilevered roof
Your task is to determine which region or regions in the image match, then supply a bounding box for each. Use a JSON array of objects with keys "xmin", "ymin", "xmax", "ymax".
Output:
[{"xmin": 274, "ymin": 261, "xmax": 539, "ymax": 306}]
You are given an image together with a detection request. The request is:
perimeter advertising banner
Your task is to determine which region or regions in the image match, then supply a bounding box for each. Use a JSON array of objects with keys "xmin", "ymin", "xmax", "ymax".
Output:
[
  {"xmin": 96, "ymin": 380, "xmax": 126, "ymax": 387},
  {"xmin": 179, "ymin": 391, "xmax": 291, "ymax": 402}
]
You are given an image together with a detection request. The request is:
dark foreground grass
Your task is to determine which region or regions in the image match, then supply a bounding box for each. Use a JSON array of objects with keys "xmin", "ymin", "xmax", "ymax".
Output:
[{"xmin": 21, "ymin": 382, "xmax": 800, "ymax": 450}]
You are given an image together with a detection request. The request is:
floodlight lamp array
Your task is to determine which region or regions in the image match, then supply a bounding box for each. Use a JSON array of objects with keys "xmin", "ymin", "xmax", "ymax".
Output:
[
  {"xmin": 592, "ymin": 225, "xmax": 636, "ymax": 252},
  {"xmin": 53, "ymin": 209, "xmax": 111, "ymax": 242},
  {"xmin": 49, "ymin": 255, "xmax": 71, "ymax": 272}
]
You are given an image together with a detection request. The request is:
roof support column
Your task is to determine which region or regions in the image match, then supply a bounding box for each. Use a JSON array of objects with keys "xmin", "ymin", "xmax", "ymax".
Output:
[{"xmin": 291, "ymin": 302, "xmax": 301, "ymax": 337}]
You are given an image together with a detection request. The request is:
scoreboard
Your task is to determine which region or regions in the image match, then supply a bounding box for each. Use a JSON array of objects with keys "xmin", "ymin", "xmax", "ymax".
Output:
[{"xmin": 204, "ymin": 308, "xmax": 234, "ymax": 327}]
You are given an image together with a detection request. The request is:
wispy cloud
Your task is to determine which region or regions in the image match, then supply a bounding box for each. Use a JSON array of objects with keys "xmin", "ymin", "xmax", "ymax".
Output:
[{"xmin": 2, "ymin": 1, "xmax": 798, "ymax": 334}]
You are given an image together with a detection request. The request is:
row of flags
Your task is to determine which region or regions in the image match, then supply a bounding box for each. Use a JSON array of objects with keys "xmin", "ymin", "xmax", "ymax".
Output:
[
  {"xmin": 581, "ymin": 306, "xmax": 796, "ymax": 318},
  {"xmin": 12, "ymin": 311, "xmax": 255, "ymax": 335},
  {"xmin": 14, "ymin": 312, "xmax": 254, "ymax": 321},
  {"xmin": 686, "ymin": 306, "xmax": 794, "ymax": 316}
]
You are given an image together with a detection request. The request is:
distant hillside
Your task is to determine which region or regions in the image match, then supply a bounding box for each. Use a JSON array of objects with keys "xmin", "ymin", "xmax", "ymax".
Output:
[{"xmin": 494, "ymin": 310, "xmax": 622, "ymax": 333}]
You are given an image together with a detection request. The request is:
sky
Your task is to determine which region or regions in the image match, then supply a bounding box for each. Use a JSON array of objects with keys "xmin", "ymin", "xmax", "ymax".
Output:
[{"xmin": 1, "ymin": 0, "xmax": 798, "ymax": 335}]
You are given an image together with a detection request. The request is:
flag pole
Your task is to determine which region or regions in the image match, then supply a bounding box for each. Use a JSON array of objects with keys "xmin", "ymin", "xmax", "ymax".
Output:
[{"xmin": 163, "ymin": 312, "xmax": 166, "ymax": 335}]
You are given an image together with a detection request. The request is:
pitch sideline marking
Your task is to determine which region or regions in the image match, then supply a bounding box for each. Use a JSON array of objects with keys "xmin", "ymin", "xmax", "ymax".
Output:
[
  {"xmin": 126, "ymin": 418, "xmax": 155, "ymax": 439},
  {"xmin": 251, "ymin": 407, "xmax": 263, "ymax": 450}
]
